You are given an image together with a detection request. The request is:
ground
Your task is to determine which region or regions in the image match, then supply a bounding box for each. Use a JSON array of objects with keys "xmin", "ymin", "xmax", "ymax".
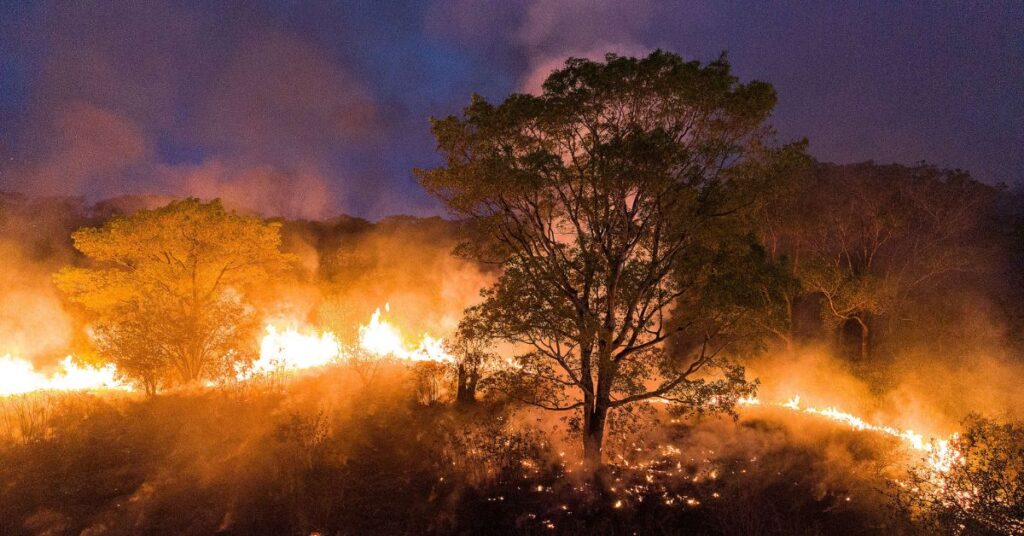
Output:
[{"xmin": 0, "ymin": 365, "xmax": 924, "ymax": 535}]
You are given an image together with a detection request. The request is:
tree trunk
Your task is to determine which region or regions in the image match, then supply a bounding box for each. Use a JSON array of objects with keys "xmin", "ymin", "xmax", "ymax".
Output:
[
  {"xmin": 455, "ymin": 363, "xmax": 477, "ymax": 405},
  {"xmin": 855, "ymin": 316, "xmax": 870, "ymax": 361},
  {"xmin": 783, "ymin": 294, "xmax": 795, "ymax": 353},
  {"xmin": 583, "ymin": 401, "xmax": 608, "ymax": 468}
]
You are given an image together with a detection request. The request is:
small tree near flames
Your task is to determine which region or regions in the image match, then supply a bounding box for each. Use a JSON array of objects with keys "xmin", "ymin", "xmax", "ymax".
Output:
[
  {"xmin": 56, "ymin": 199, "xmax": 291, "ymax": 392},
  {"xmin": 447, "ymin": 309, "xmax": 498, "ymax": 405},
  {"xmin": 896, "ymin": 415, "xmax": 1024, "ymax": 536},
  {"xmin": 419, "ymin": 51, "xmax": 798, "ymax": 464}
]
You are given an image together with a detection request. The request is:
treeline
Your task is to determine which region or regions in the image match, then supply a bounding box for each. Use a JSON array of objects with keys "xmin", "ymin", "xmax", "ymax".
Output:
[
  {"xmin": 2, "ymin": 159, "xmax": 1022, "ymax": 372},
  {"xmin": 0, "ymin": 193, "xmax": 484, "ymax": 368},
  {"xmin": 756, "ymin": 161, "xmax": 1023, "ymax": 363}
]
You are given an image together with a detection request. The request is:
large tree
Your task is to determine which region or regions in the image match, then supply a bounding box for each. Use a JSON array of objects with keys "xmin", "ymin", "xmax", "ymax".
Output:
[
  {"xmin": 56, "ymin": 199, "xmax": 291, "ymax": 392},
  {"xmin": 760, "ymin": 163, "xmax": 998, "ymax": 360},
  {"xmin": 419, "ymin": 52, "xmax": 798, "ymax": 464}
]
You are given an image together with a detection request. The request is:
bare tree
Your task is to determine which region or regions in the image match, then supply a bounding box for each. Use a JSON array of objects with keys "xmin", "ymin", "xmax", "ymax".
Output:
[{"xmin": 762, "ymin": 163, "xmax": 998, "ymax": 360}]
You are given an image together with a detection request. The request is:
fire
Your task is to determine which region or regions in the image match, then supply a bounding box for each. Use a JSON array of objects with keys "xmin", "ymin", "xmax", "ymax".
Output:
[
  {"xmin": 0, "ymin": 353, "xmax": 130, "ymax": 396},
  {"xmin": 2, "ymin": 303, "xmax": 453, "ymax": 394},
  {"xmin": 357, "ymin": 305, "xmax": 406, "ymax": 356},
  {"xmin": 240, "ymin": 325, "xmax": 344, "ymax": 379},
  {"xmin": 738, "ymin": 395, "xmax": 961, "ymax": 474},
  {"xmin": 241, "ymin": 303, "xmax": 454, "ymax": 380},
  {"xmin": 357, "ymin": 305, "xmax": 454, "ymax": 363}
]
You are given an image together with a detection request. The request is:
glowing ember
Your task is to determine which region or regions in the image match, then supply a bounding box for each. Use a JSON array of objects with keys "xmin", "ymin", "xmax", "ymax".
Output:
[{"xmin": 0, "ymin": 354, "xmax": 130, "ymax": 396}]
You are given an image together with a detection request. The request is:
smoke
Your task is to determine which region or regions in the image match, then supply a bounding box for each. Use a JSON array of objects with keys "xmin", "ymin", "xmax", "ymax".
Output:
[
  {"xmin": 744, "ymin": 343, "xmax": 1024, "ymax": 442},
  {"xmin": 1, "ymin": 1, "xmax": 383, "ymax": 219},
  {"xmin": 0, "ymin": 197, "xmax": 84, "ymax": 363},
  {"xmin": 0, "ymin": 243, "xmax": 74, "ymax": 361},
  {"xmin": 428, "ymin": 0, "xmax": 654, "ymax": 94},
  {"xmin": 10, "ymin": 102, "xmax": 151, "ymax": 196},
  {"xmin": 514, "ymin": 1, "xmax": 653, "ymax": 93},
  {"xmin": 163, "ymin": 161, "xmax": 335, "ymax": 221},
  {"xmin": 518, "ymin": 43, "xmax": 652, "ymax": 95},
  {"xmin": 263, "ymin": 216, "xmax": 495, "ymax": 343}
]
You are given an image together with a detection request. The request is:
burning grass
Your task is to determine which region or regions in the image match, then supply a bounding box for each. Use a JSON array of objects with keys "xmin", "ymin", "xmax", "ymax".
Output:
[{"xmin": 0, "ymin": 360, "xmax": 963, "ymax": 535}]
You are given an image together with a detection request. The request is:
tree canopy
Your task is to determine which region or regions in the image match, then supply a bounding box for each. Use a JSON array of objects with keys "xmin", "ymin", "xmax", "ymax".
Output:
[
  {"xmin": 419, "ymin": 51, "xmax": 803, "ymax": 463},
  {"xmin": 55, "ymin": 199, "xmax": 291, "ymax": 391}
]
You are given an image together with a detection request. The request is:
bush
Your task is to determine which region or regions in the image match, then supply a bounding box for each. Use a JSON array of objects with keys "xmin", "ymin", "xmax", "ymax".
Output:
[{"xmin": 896, "ymin": 415, "xmax": 1024, "ymax": 535}]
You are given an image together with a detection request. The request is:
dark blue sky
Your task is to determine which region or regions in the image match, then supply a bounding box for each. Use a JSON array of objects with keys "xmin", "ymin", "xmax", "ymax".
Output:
[{"xmin": 0, "ymin": 1, "xmax": 1020, "ymax": 219}]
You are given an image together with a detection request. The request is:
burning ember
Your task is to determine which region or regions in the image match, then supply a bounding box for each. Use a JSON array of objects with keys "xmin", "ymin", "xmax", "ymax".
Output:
[{"xmin": 0, "ymin": 353, "xmax": 131, "ymax": 396}]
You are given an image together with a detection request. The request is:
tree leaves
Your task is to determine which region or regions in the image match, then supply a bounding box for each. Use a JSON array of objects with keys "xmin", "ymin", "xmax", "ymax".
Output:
[
  {"xmin": 419, "ymin": 51, "xmax": 792, "ymax": 457},
  {"xmin": 55, "ymin": 199, "xmax": 292, "ymax": 389}
]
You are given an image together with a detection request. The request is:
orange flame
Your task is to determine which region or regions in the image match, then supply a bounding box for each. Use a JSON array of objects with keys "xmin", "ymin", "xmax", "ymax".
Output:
[
  {"xmin": 737, "ymin": 395, "xmax": 961, "ymax": 474},
  {"xmin": 240, "ymin": 303, "xmax": 454, "ymax": 380},
  {"xmin": 357, "ymin": 305, "xmax": 454, "ymax": 362},
  {"xmin": 0, "ymin": 353, "xmax": 131, "ymax": 396}
]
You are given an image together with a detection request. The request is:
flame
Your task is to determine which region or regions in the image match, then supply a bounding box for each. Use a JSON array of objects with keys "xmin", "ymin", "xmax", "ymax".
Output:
[
  {"xmin": 242, "ymin": 303, "xmax": 454, "ymax": 380},
  {"xmin": 0, "ymin": 354, "xmax": 130, "ymax": 396},
  {"xmin": 357, "ymin": 305, "xmax": 454, "ymax": 363},
  {"xmin": 240, "ymin": 324, "xmax": 343, "ymax": 379},
  {"xmin": 737, "ymin": 395, "xmax": 961, "ymax": 474},
  {"xmin": 357, "ymin": 305, "xmax": 406, "ymax": 357},
  {"xmin": 2, "ymin": 303, "xmax": 452, "ymax": 394}
]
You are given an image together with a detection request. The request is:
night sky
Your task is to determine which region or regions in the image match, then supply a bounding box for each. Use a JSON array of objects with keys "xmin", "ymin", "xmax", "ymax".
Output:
[{"xmin": 0, "ymin": 1, "xmax": 1020, "ymax": 219}]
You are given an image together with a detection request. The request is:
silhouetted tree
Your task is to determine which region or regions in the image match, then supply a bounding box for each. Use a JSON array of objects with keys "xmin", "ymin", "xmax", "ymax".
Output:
[
  {"xmin": 419, "ymin": 51, "xmax": 800, "ymax": 464},
  {"xmin": 761, "ymin": 163, "xmax": 998, "ymax": 360},
  {"xmin": 447, "ymin": 309, "xmax": 498, "ymax": 405}
]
